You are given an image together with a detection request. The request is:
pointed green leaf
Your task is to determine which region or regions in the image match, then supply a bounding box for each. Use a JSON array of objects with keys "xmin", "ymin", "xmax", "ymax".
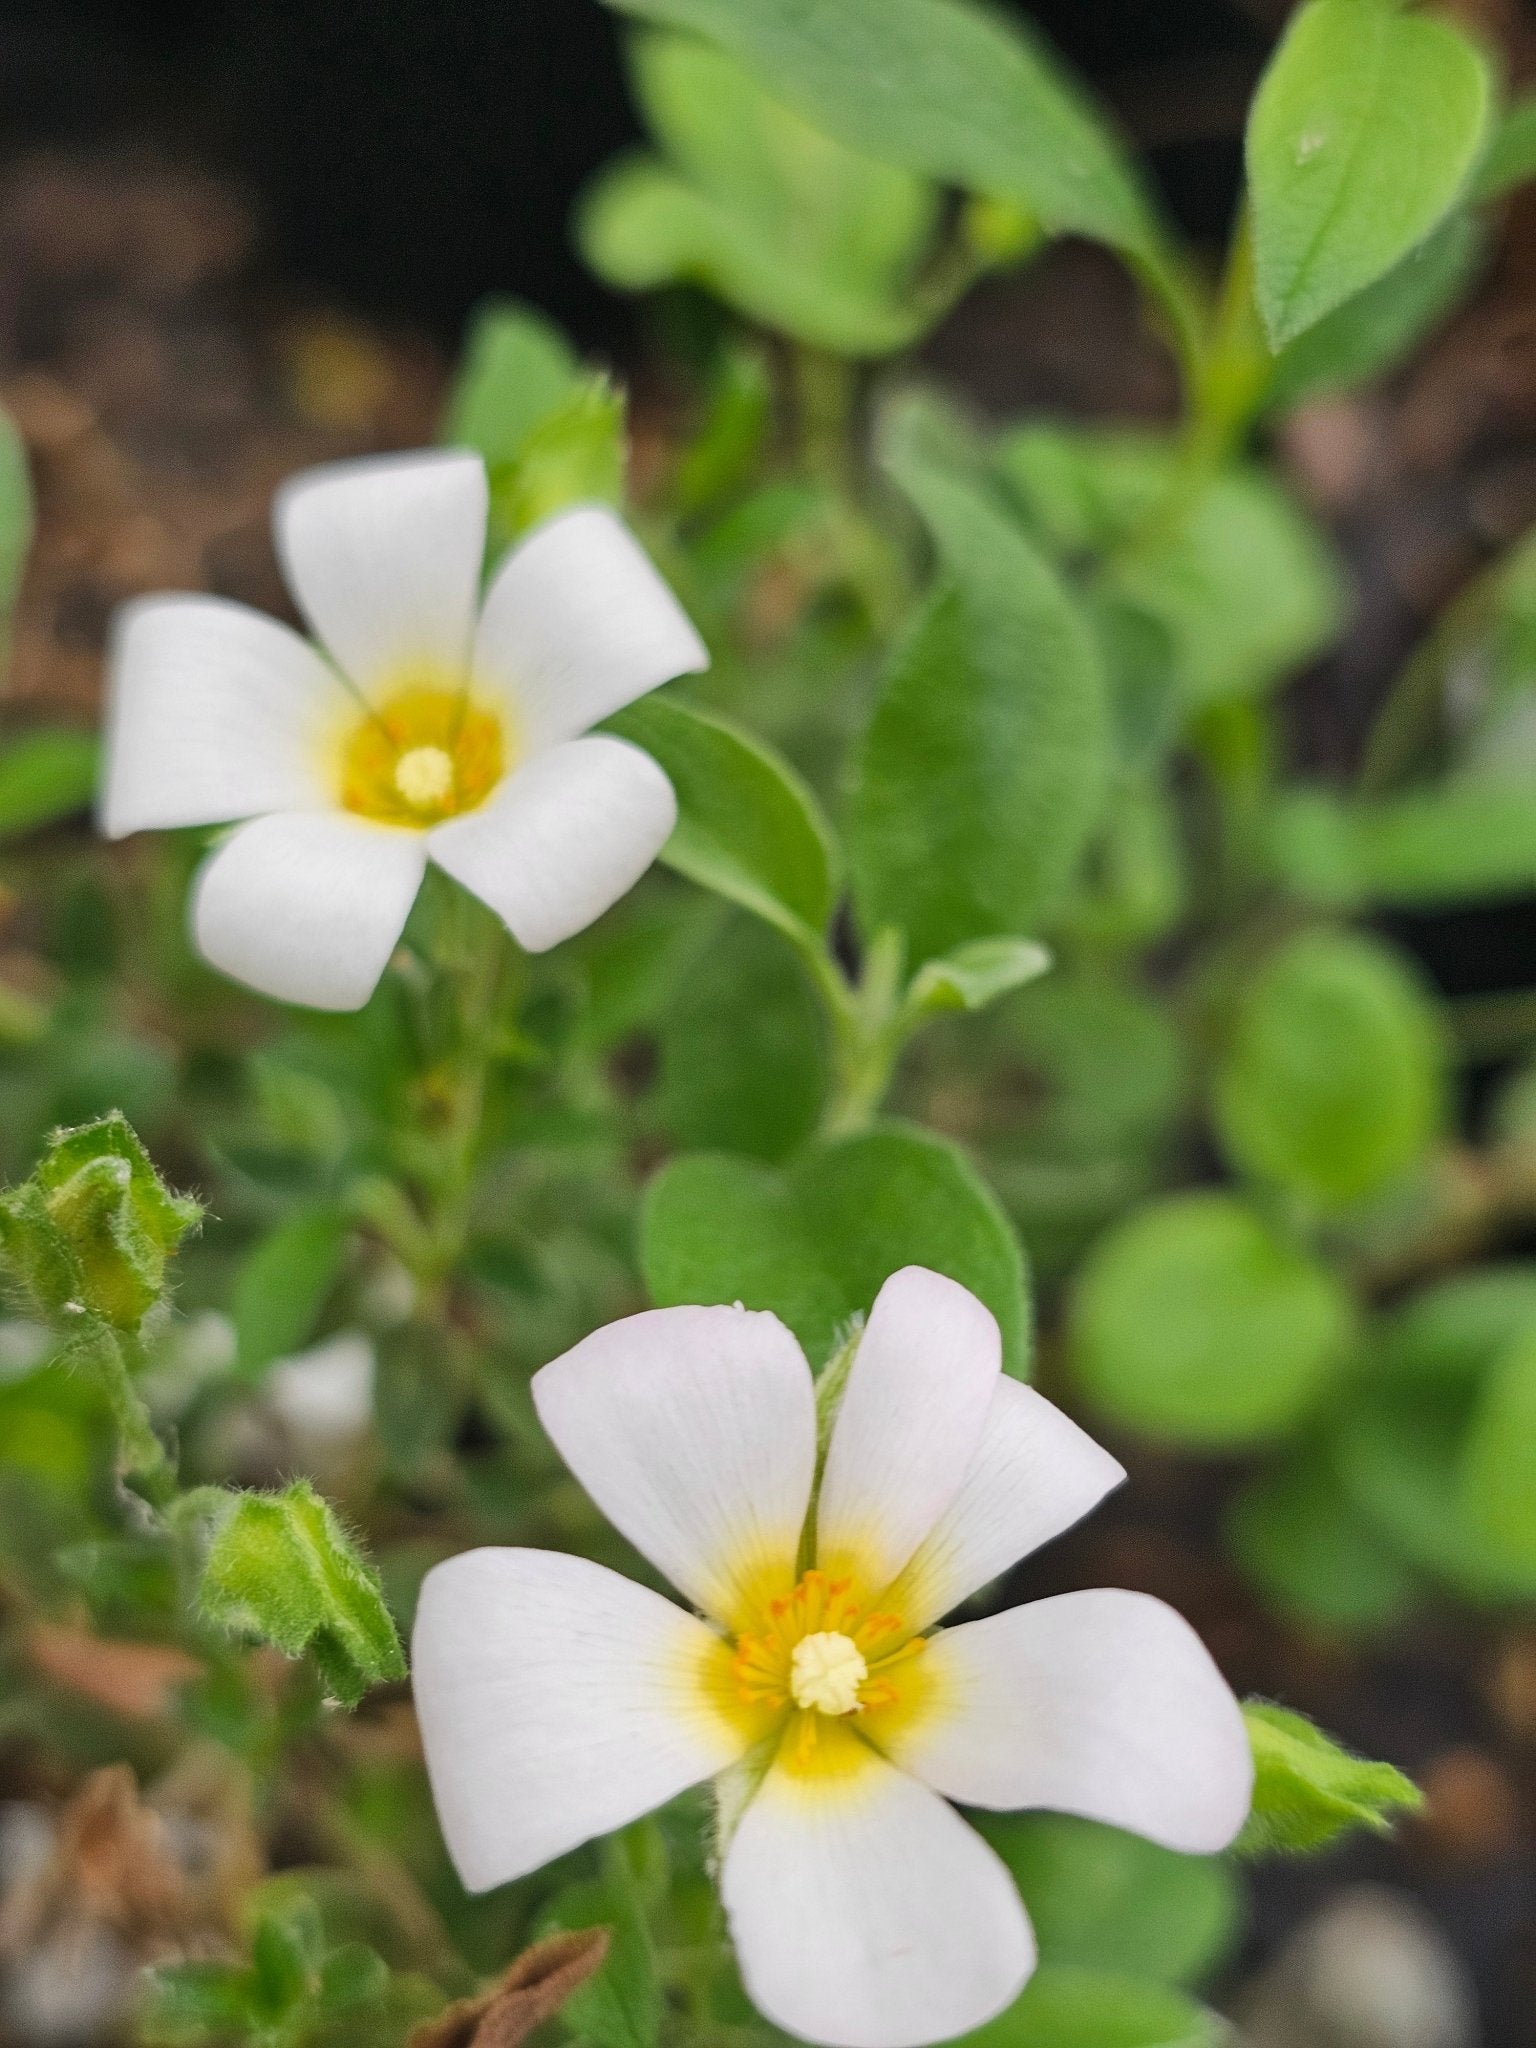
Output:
[
  {"xmin": 1247, "ymin": 0, "xmax": 1491, "ymax": 346},
  {"xmin": 607, "ymin": 692, "xmax": 838, "ymax": 942},
  {"xmin": 599, "ymin": 0, "xmax": 1191, "ymax": 340}
]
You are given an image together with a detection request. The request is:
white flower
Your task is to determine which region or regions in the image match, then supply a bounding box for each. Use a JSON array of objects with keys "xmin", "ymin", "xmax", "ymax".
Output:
[
  {"xmin": 412, "ymin": 1267, "xmax": 1253, "ymax": 2048},
  {"xmin": 100, "ymin": 452, "xmax": 707, "ymax": 1009},
  {"xmin": 265, "ymin": 1330, "xmax": 375, "ymax": 1453}
]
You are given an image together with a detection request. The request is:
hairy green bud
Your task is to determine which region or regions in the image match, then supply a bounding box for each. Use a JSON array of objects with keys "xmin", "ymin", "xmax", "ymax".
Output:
[
  {"xmin": 0, "ymin": 1112, "xmax": 200, "ymax": 1333},
  {"xmin": 199, "ymin": 1480, "xmax": 405, "ymax": 1708}
]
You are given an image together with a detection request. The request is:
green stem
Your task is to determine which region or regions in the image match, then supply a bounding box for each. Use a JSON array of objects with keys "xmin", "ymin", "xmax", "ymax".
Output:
[
  {"xmin": 788, "ymin": 345, "xmax": 908, "ymax": 631},
  {"xmin": 87, "ymin": 1321, "xmax": 177, "ymax": 1510},
  {"xmin": 806, "ymin": 927, "xmax": 908, "ymax": 1140}
]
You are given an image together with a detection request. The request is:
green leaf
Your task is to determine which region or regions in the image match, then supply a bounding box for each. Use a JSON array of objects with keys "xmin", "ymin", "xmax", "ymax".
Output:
[
  {"xmin": 1213, "ymin": 927, "xmax": 1445, "ymax": 1209},
  {"xmin": 1069, "ymin": 1191, "xmax": 1354, "ymax": 1446},
  {"xmin": 1264, "ymin": 211, "xmax": 1484, "ymax": 410},
  {"xmin": 851, "ymin": 464, "xmax": 1108, "ymax": 965},
  {"xmin": 1228, "ymin": 1453, "xmax": 1422, "ymax": 1634},
  {"xmin": 598, "ymin": 0, "xmax": 1183, "ymax": 321},
  {"xmin": 607, "ymin": 693, "xmax": 838, "ymax": 943},
  {"xmin": 1457, "ymin": 1331, "xmax": 1536, "ymax": 1572},
  {"xmin": 1239, "ymin": 1701, "xmax": 1422, "ymax": 1854},
  {"xmin": 641, "ymin": 1121, "xmax": 1030, "ymax": 1375},
  {"xmin": 580, "ymin": 31, "xmax": 938, "ymax": 355},
  {"xmin": 972, "ymin": 1812, "xmax": 1239, "ymax": 1990},
  {"xmin": 673, "ymin": 346, "xmax": 773, "ymax": 517},
  {"xmin": 489, "ymin": 374, "xmax": 626, "ymax": 540},
  {"xmin": 0, "ymin": 730, "xmax": 99, "ymax": 842},
  {"xmin": 998, "ymin": 426, "xmax": 1342, "ymax": 710},
  {"xmin": 1377, "ymin": 1265, "xmax": 1536, "ymax": 1388},
  {"xmin": 232, "ymin": 1206, "xmax": 349, "ymax": 1376},
  {"xmin": 441, "ymin": 298, "xmax": 580, "ymax": 466},
  {"xmin": 959, "ymin": 1967, "xmax": 1222, "ymax": 2048},
  {"xmin": 1246, "ymin": 0, "xmax": 1492, "ymax": 347},
  {"xmin": 198, "ymin": 1480, "xmax": 405, "ymax": 1707},
  {"xmin": 440, "ymin": 299, "xmax": 625, "ymax": 548},
  {"xmin": 907, "ymin": 938, "xmax": 1053, "ymax": 1018},
  {"xmin": 656, "ymin": 913, "xmax": 826, "ymax": 1161},
  {"xmin": 1327, "ymin": 1385, "xmax": 1536, "ymax": 1602},
  {"xmin": 1272, "ymin": 781, "xmax": 1536, "ymax": 908},
  {"xmin": 1473, "ymin": 93, "xmax": 1536, "ymax": 200},
  {"xmin": 539, "ymin": 1858, "xmax": 661, "ymax": 2048}
]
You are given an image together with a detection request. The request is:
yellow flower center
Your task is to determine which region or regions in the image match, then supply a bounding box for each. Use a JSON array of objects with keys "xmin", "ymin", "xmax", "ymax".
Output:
[
  {"xmin": 728, "ymin": 1569, "xmax": 925, "ymax": 1773},
  {"xmin": 339, "ymin": 684, "xmax": 508, "ymax": 827}
]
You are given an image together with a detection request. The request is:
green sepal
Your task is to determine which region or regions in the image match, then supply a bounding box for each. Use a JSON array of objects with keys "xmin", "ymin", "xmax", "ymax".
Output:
[{"xmin": 1238, "ymin": 1700, "xmax": 1422, "ymax": 1855}]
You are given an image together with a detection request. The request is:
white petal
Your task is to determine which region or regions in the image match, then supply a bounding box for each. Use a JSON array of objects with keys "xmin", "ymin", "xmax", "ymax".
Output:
[
  {"xmin": 429, "ymin": 734, "xmax": 675, "ymax": 953},
  {"xmin": 412, "ymin": 1547, "xmax": 747, "ymax": 1894},
  {"xmin": 531, "ymin": 1303, "xmax": 816, "ymax": 1630},
  {"xmin": 275, "ymin": 450, "xmax": 487, "ymax": 692},
  {"xmin": 191, "ymin": 811, "xmax": 425, "ymax": 1010},
  {"xmin": 880, "ymin": 1589, "xmax": 1253, "ymax": 1854},
  {"xmin": 473, "ymin": 505, "xmax": 708, "ymax": 750},
  {"xmin": 815, "ymin": 1268, "xmax": 1000, "ymax": 1596},
  {"xmin": 100, "ymin": 595, "xmax": 343, "ymax": 837},
  {"xmin": 721, "ymin": 1737, "xmax": 1034, "ymax": 2048},
  {"xmin": 882, "ymin": 1381, "xmax": 1126, "ymax": 1632}
]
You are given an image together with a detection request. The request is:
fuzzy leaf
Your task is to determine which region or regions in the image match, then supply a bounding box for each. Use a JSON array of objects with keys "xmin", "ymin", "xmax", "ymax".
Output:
[
  {"xmin": 642, "ymin": 1121, "xmax": 1030, "ymax": 1375},
  {"xmin": 608, "ymin": 693, "xmax": 838, "ymax": 943},
  {"xmin": 853, "ymin": 461, "xmax": 1108, "ymax": 964}
]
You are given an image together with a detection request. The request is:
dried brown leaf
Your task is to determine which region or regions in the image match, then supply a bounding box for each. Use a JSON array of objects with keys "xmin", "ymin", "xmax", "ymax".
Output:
[{"xmin": 408, "ymin": 1926, "xmax": 612, "ymax": 2048}]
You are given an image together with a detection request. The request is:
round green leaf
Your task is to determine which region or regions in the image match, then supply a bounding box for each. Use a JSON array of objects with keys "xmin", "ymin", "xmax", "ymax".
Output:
[
  {"xmin": 971, "ymin": 1812, "xmax": 1239, "ymax": 1991},
  {"xmin": 1070, "ymin": 1191, "xmax": 1354, "ymax": 1446},
  {"xmin": 959, "ymin": 1967, "xmax": 1221, "ymax": 2048},
  {"xmin": 641, "ymin": 1121, "xmax": 1030, "ymax": 1374},
  {"xmin": 1213, "ymin": 927, "xmax": 1446, "ymax": 1209},
  {"xmin": 1227, "ymin": 1453, "xmax": 1421, "ymax": 1634},
  {"xmin": 1247, "ymin": 0, "xmax": 1491, "ymax": 346}
]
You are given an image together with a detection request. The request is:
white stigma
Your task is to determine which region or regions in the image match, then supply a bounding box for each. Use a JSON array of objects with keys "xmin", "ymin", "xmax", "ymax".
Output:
[
  {"xmin": 790, "ymin": 1631, "xmax": 868, "ymax": 1716},
  {"xmin": 394, "ymin": 745, "xmax": 454, "ymax": 808}
]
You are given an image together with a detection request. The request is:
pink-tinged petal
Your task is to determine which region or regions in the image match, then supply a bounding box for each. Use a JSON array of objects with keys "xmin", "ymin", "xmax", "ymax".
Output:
[
  {"xmin": 532, "ymin": 1303, "xmax": 816, "ymax": 1631},
  {"xmin": 474, "ymin": 504, "xmax": 707, "ymax": 749},
  {"xmin": 879, "ymin": 1588, "xmax": 1253, "ymax": 1854},
  {"xmin": 721, "ymin": 1733, "xmax": 1034, "ymax": 2048},
  {"xmin": 413, "ymin": 1547, "xmax": 747, "ymax": 1893},
  {"xmin": 191, "ymin": 810, "xmax": 425, "ymax": 1010},
  {"xmin": 101, "ymin": 595, "xmax": 343, "ymax": 837},
  {"xmin": 275, "ymin": 450, "xmax": 487, "ymax": 693},
  {"xmin": 882, "ymin": 1381, "xmax": 1125, "ymax": 1632},
  {"xmin": 816, "ymin": 1268, "xmax": 1000, "ymax": 1595},
  {"xmin": 429, "ymin": 734, "xmax": 675, "ymax": 953}
]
